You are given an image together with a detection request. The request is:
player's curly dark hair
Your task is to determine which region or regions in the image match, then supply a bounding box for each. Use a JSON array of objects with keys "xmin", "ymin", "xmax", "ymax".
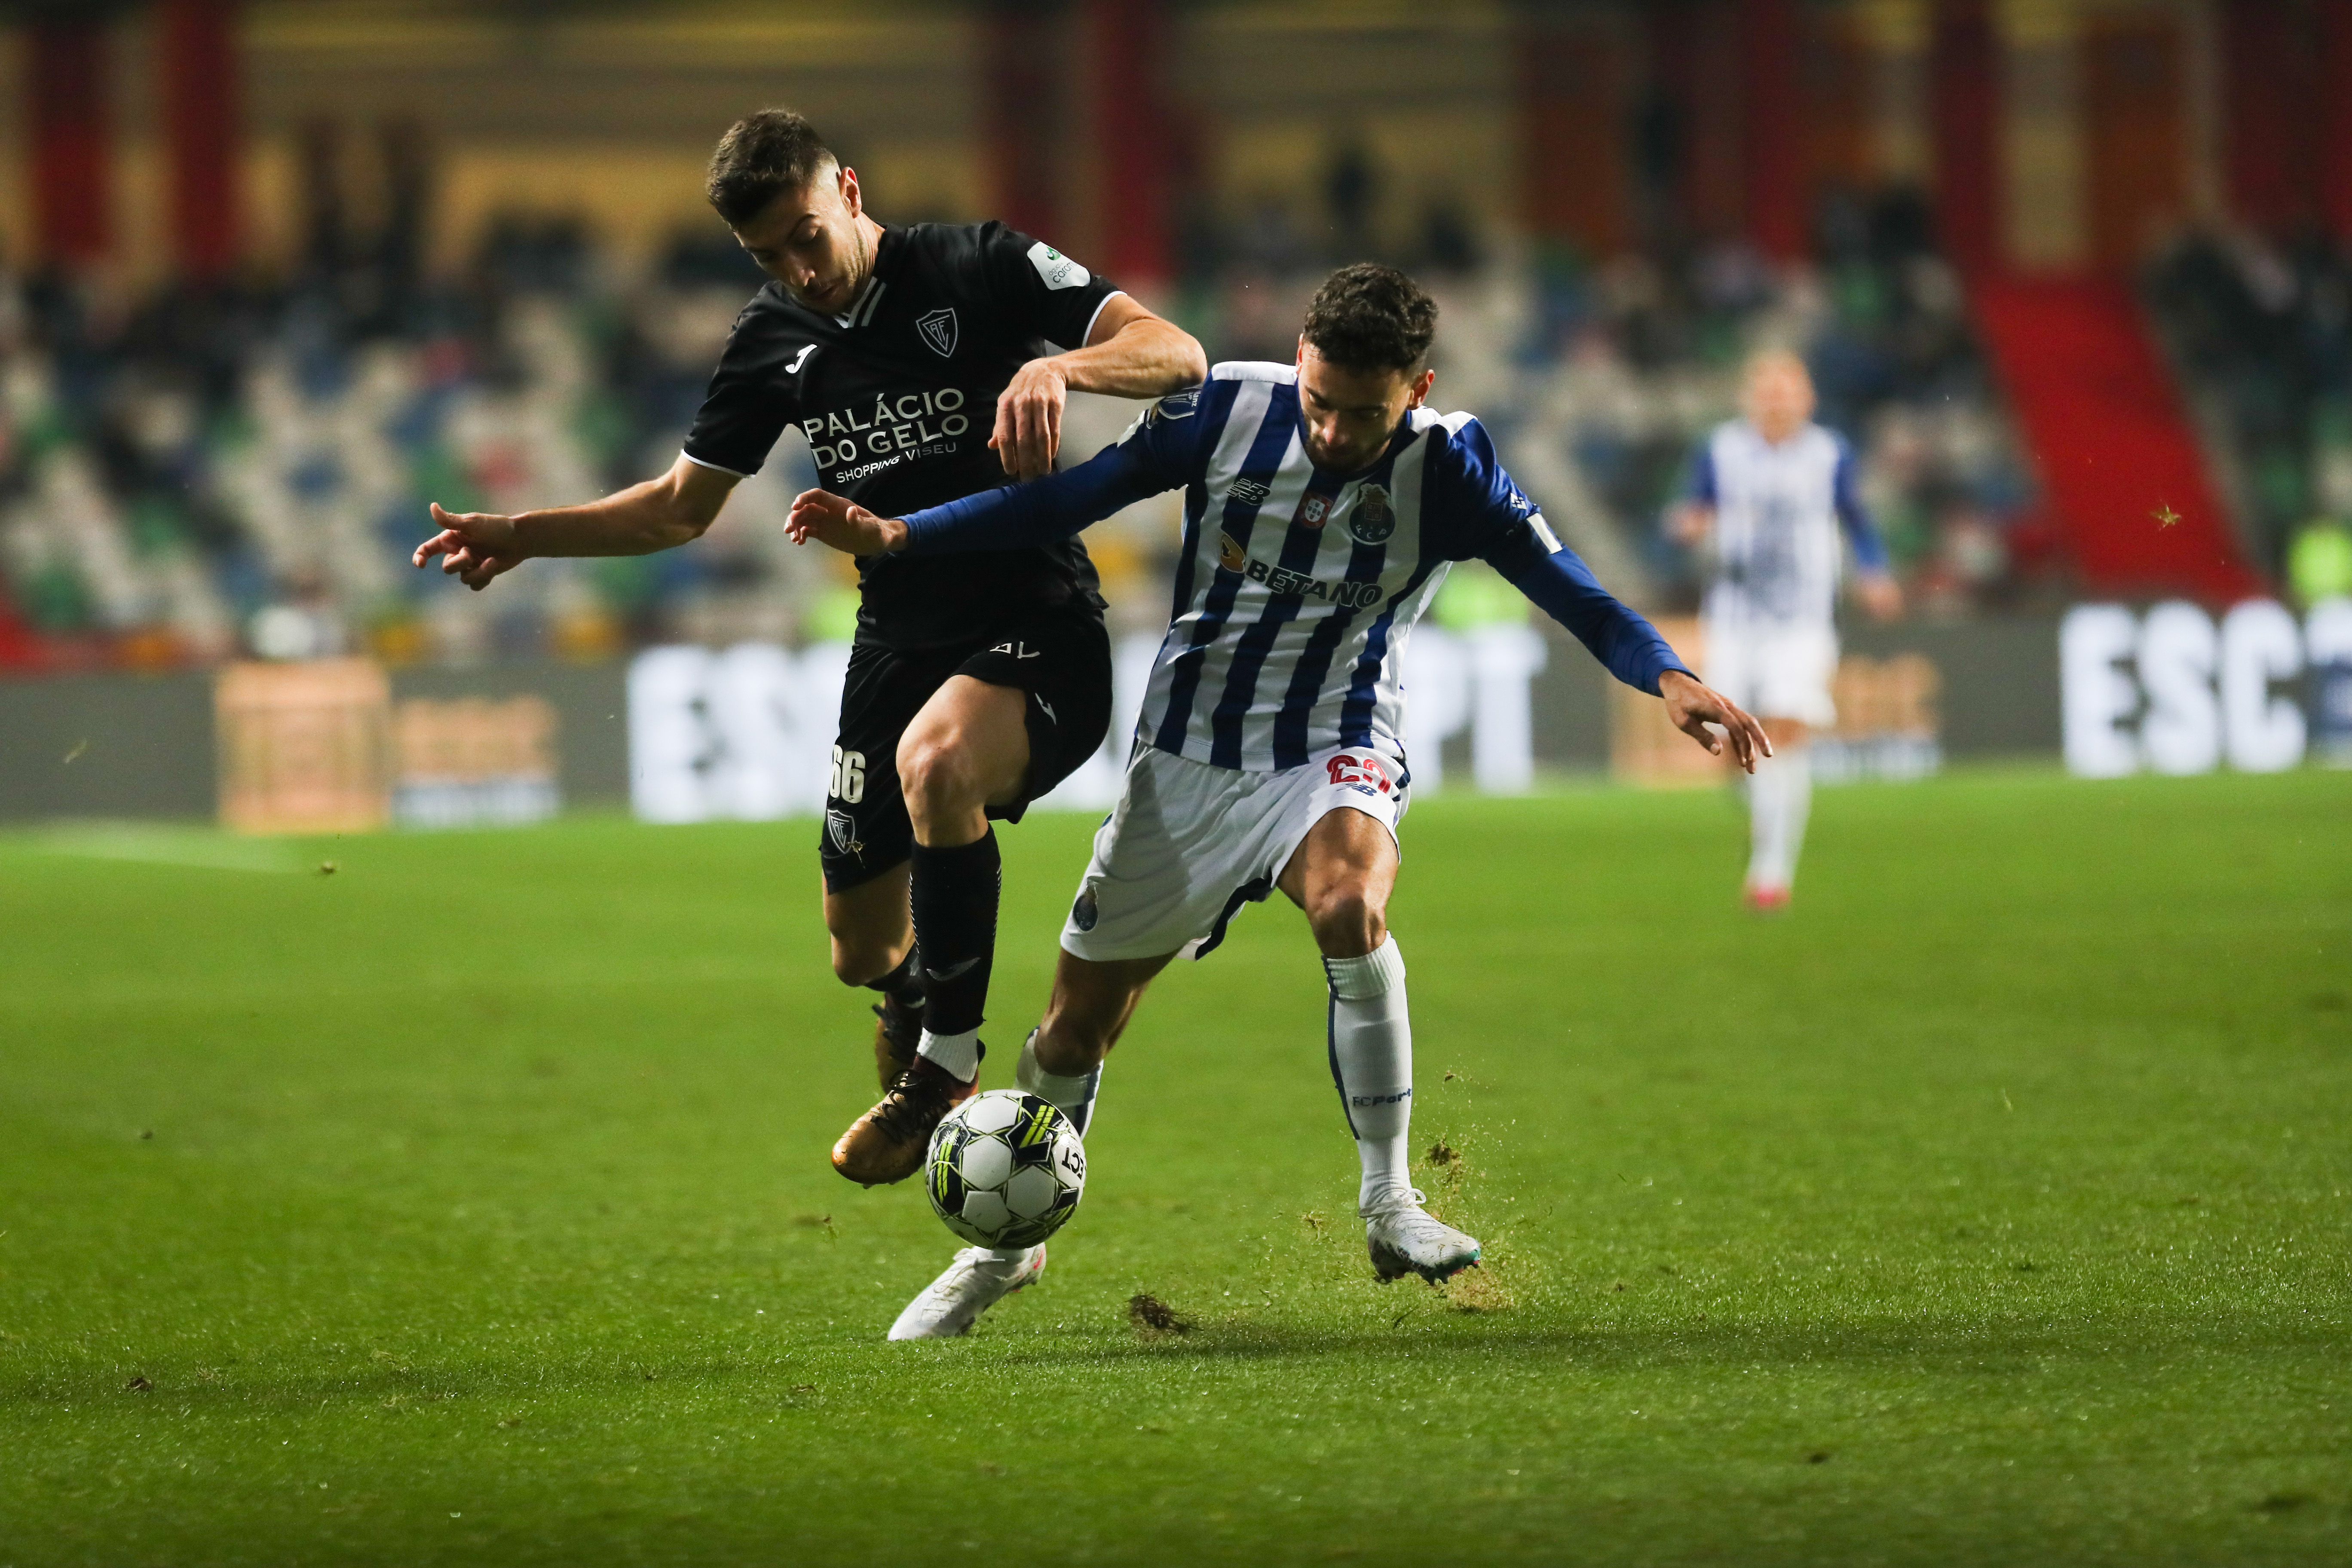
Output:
[
  {"xmin": 1301, "ymin": 263, "xmax": 1438, "ymax": 375},
  {"xmin": 706, "ymin": 109, "xmax": 837, "ymax": 227}
]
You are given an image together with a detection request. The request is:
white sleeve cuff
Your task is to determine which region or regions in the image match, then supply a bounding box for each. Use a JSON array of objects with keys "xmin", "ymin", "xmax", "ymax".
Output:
[
  {"xmin": 680, "ymin": 449, "xmax": 747, "ymax": 479},
  {"xmin": 1079, "ymin": 290, "xmax": 1127, "ymax": 349}
]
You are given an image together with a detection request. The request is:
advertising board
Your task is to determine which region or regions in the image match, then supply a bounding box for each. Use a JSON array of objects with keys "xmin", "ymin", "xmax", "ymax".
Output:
[{"xmin": 2060, "ymin": 599, "xmax": 2349, "ymax": 776}]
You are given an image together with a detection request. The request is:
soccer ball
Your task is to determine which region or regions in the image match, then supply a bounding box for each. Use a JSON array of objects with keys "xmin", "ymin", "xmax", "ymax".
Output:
[{"xmin": 923, "ymin": 1090, "xmax": 1086, "ymax": 1248}]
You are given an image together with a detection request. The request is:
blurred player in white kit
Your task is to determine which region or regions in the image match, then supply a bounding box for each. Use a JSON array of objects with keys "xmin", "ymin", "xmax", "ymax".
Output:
[{"xmin": 1669, "ymin": 351, "xmax": 1901, "ymax": 910}]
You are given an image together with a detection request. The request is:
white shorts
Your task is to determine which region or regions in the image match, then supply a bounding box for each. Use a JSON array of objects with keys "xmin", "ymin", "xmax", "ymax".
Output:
[
  {"xmin": 1061, "ymin": 742, "xmax": 1410, "ymax": 962},
  {"xmin": 1703, "ymin": 620, "xmax": 1838, "ymax": 728}
]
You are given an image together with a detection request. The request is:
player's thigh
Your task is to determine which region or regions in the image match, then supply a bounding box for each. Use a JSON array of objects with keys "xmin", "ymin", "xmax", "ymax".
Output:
[
  {"xmin": 1276, "ymin": 805, "xmax": 1402, "ymax": 926},
  {"xmin": 1062, "ymin": 746, "xmax": 1266, "ymax": 963},
  {"xmin": 951, "ymin": 611, "xmax": 1115, "ymax": 815},
  {"xmin": 897, "ymin": 674, "xmax": 1032, "ymax": 811},
  {"xmin": 1271, "ymin": 748, "xmax": 1407, "ymax": 914},
  {"xmin": 1752, "ymin": 626, "xmax": 1838, "ymax": 730}
]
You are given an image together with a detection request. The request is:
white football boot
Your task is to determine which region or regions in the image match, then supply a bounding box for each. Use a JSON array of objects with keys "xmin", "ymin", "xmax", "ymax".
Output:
[
  {"xmin": 886, "ymin": 1244, "xmax": 1047, "ymax": 1340},
  {"xmin": 1364, "ymin": 1189, "xmax": 1481, "ymax": 1284}
]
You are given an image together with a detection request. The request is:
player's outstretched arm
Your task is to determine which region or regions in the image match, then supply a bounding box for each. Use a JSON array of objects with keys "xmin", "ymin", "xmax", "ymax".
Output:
[
  {"xmin": 413, "ymin": 455, "xmax": 738, "ymax": 591},
  {"xmin": 789, "ymin": 435, "xmax": 1171, "ymax": 560},
  {"xmin": 1659, "ymin": 669, "xmax": 1772, "ymax": 772},
  {"xmin": 993, "ymin": 294, "xmax": 1207, "ymax": 481},
  {"xmin": 1833, "ymin": 442, "xmax": 1902, "ymax": 622}
]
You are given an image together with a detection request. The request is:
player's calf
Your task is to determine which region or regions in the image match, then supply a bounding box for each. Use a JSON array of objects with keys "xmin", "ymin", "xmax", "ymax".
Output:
[
  {"xmin": 870, "ymin": 991, "xmax": 923, "ymax": 1090},
  {"xmin": 854, "ymin": 943, "xmax": 928, "ymax": 1091}
]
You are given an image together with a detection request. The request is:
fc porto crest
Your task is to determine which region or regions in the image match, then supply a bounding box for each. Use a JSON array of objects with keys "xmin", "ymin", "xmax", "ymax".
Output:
[
  {"xmin": 1147, "ymin": 389, "xmax": 1200, "ymax": 423},
  {"xmin": 1348, "ymin": 484, "xmax": 1396, "ymax": 545},
  {"xmin": 916, "ymin": 308, "xmax": 959, "ymax": 358}
]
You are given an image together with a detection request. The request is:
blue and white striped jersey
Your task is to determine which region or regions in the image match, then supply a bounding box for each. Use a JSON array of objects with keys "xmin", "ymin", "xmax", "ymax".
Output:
[
  {"xmin": 901, "ymin": 361, "xmax": 1688, "ymax": 772},
  {"xmin": 1687, "ymin": 419, "xmax": 1887, "ymax": 630}
]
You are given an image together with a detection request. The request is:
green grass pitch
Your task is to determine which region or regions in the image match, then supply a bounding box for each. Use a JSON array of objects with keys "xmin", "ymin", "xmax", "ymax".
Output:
[{"xmin": 3, "ymin": 769, "xmax": 2346, "ymax": 1565}]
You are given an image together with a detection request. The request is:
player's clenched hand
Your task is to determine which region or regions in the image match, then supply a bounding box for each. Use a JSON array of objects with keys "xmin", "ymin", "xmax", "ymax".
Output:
[
  {"xmin": 787, "ymin": 489, "xmax": 908, "ymax": 555},
  {"xmin": 1658, "ymin": 669, "xmax": 1773, "ymax": 773},
  {"xmin": 413, "ymin": 502, "xmax": 524, "ymax": 591},
  {"xmin": 992, "ymin": 356, "xmax": 1069, "ymax": 481}
]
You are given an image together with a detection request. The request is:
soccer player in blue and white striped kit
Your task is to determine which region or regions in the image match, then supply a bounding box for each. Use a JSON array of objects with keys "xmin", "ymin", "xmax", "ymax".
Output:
[
  {"xmin": 792, "ymin": 265, "xmax": 1769, "ymax": 1338},
  {"xmin": 1668, "ymin": 351, "xmax": 1902, "ymax": 911}
]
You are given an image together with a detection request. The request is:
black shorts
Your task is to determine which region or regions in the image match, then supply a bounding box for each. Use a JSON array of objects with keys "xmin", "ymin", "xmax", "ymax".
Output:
[{"xmin": 820, "ymin": 608, "xmax": 1113, "ymax": 892}]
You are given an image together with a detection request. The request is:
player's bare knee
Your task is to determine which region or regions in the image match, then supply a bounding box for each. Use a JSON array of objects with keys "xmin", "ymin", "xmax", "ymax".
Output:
[
  {"xmin": 1034, "ymin": 1019, "xmax": 1112, "ymax": 1075},
  {"xmin": 1308, "ymin": 883, "xmax": 1385, "ymax": 959},
  {"xmin": 897, "ymin": 733, "xmax": 982, "ymax": 827}
]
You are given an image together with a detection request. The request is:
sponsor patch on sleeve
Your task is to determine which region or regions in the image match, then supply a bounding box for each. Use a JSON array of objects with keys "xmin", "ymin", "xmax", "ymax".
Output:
[{"xmin": 1027, "ymin": 241, "xmax": 1091, "ymax": 291}]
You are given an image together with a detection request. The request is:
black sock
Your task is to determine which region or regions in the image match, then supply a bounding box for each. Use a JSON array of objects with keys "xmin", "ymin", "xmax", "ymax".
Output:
[
  {"xmin": 908, "ymin": 830, "xmax": 1000, "ymax": 1040},
  {"xmin": 862, "ymin": 943, "xmax": 925, "ymax": 1011}
]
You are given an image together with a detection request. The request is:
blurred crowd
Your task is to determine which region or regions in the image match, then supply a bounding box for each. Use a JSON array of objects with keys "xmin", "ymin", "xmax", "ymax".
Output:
[
  {"xmin": 2144, "ymin": 229, "xmax": 2352, "ymax": 604},
  {"xmin": 0, "ymin": 174, "xmax": 2046, "ymax": 671}
]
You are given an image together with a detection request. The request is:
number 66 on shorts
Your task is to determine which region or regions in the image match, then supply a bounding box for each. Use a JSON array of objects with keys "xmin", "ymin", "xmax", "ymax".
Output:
[{"xmin": 829, "ymin": 746, "xmax": 867, "ymax": 803}]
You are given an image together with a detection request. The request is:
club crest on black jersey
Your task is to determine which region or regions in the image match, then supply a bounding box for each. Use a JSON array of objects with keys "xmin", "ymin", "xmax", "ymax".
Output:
[{"xmin": 680, "ymin": 221, "xmax": 1122, "ymax": 652}]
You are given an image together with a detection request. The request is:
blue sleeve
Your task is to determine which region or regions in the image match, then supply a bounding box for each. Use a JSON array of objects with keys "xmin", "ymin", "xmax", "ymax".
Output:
[
  {"xmin": 1685, "ymin": 442, "xmax": 1719, "ymax": 506},
  {"xmin": 899, "ymin": 385, "xmax": 1213, "ymax": 554},
  {"xmin": 1832, "ymin": 440, "xmax": 1888, "ymax": 573},
  {"xmin": 1490, "ymin": 545, "xmax": 1693, "ymax": 698},
  {"xmin": 1421, "ymin": 417, "xmax": 1693, "ymax": 697}
]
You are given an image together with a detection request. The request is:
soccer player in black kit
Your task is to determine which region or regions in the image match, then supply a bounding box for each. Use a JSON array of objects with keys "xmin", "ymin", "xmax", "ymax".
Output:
[{"xmin": 415, "ymin": 110, "xmax": 1206, "ymax": 1189}]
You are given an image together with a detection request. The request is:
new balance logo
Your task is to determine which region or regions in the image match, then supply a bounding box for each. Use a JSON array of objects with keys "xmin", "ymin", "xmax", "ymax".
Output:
[{"xmin": 1228, "ymin": 478, "xmax": 1271, "ymax": 505}]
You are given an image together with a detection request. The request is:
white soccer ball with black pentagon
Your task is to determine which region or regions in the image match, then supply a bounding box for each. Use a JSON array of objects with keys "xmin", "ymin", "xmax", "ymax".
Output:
[{"xmin": 923, "ymin": 1090, "xmax": 1085, "ymax": 1248}]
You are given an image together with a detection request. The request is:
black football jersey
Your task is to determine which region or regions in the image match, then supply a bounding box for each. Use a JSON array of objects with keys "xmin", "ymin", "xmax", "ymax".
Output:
[{"xmin": 683, "ymin": 221, "xmax": 1121, "ymax": 652}]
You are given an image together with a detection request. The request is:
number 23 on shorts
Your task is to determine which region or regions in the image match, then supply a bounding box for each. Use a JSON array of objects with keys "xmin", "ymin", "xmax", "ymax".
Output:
[{"xmin": 1325, "ymin": 753, "xmax": 1392, "ymax": 793}]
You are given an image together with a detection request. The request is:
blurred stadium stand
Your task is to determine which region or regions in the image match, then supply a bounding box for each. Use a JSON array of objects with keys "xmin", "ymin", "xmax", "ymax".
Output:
[{"xmin": 0, "ymin": 0, "xmax": 2346, "ymax": 679}]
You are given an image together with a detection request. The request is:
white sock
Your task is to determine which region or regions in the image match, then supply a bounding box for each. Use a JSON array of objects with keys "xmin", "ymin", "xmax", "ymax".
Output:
[
  {"xmin": 1746, "ymin": 745, "xmax": 1812, "ymax": 891},
  {"xmin": 1323, "ymin": 937, "xmax": 1412, "ymax": 1216},
  {"xmin": 917, "ymin": 1027, "xmax": 981, "ymax": 1084},
  {"xmin": 1015, "ymin": 1030, "xmax": 1102, "ymax": 1138}
]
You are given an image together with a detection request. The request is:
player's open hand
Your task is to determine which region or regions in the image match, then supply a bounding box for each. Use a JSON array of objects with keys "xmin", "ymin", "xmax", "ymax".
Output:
[
  {"xmin": 1658, "ymin": 669, "xmax": 1773, "ymax": 773},
  {"xmin": 992, "ymin": 357, "xmax": 1069, "ymax": 481},
  {"xmin": 787, "ymin": 489, "xmax": 908, "ymax": 555},
  {"xmin": 413, "ymin": 502, "xmax": 524, "ymax": 591}
]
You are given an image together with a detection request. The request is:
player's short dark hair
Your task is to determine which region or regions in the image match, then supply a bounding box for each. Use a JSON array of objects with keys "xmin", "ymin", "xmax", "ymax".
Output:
[
  {"xmin": 705, "ymin": 109, "xmax": 837, "ymax": 227},
  {"xmin": 1301, "ymin": 263, "xmax": 1438, "ymax": 375}
]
